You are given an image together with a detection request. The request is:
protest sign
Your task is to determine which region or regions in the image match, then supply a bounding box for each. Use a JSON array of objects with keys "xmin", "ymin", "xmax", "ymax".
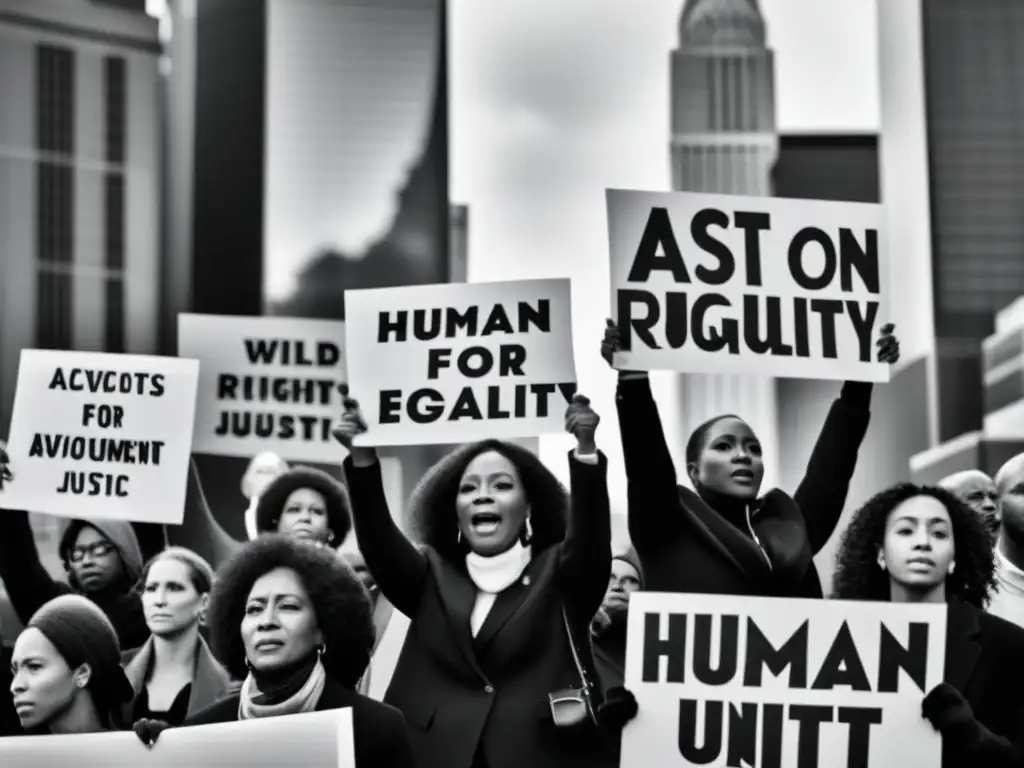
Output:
[
  {"xmin": 344, "ymin": 279, "xmax": 577, "ymax": 446},
  {"xmin": 0, "ymin": 708, "xmax": 354, "ymax": 767},
  {"xmin": 622, "ymin": 592, "xmax": 945, "ymax": 768},
  {"xmin": 606, "ymin": 189, "xmax": 888, "ymax": 382},
  {"xmin": 178, "ymin": 313, "xmax": 347, "ymax": 463},
  {"xmin": 0, "ymin": 350, "xmax": 199, "ymax": 525}
]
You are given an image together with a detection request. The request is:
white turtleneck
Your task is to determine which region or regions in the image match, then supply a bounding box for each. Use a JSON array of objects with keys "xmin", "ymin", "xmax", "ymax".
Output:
[
  {"xmin": 988, "ymin": 548, "xmax": 1024, "ymax": 630},
  {"xmin": 463, "ymin": 448, "xmax": 599, "ymax": 636}
]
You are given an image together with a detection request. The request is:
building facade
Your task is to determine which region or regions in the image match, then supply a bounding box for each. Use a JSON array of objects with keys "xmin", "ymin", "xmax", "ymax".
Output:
[
  {"xmin": 0, "ymin": 0, "xmax": 160, "ymax": 637},
  {"xmin": 879, "ymin": 0, "xmax": 1024, "ymax": 482},
  {"xmin": 667, "ymin": 0, "xmax": 782, "ymax": 488}
]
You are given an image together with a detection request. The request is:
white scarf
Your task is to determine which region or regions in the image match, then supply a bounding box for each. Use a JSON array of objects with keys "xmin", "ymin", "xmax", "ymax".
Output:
[
  {"xmin": 237, "ymin": 658, "xmax": 327, "ymax": 721},
  {"xmin": 465, "ymin": 540, "xmax": 532, "ymax": 636}
]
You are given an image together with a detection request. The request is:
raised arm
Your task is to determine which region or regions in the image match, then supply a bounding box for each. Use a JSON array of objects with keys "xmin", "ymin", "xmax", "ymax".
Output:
[
  {"xmin": 557, "ymin": 395, "xmax": 613, "ymax": 622},
  {"xmin": 602, "ymin": 320, "xmax": 683, "ymax": 548},
  {"xmin": 0, "ymin": 509, "xmax": 65, "ymax": 625},
  {"xmin": 793, "ymin": 325, "xmax": 900, "ymax": 552},
  {"xmin": 335, "ymin": 392, "xmax": 427, "ymax": 618}
]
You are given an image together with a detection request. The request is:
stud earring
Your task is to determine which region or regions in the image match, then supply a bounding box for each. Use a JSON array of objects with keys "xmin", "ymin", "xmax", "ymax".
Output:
[{"xmin": 948, "ymin": 561, "xmax": 956, "ymax": 575}]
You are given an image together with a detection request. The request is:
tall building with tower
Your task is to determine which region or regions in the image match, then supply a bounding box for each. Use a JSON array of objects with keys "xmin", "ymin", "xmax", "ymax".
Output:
[{"xmin": 668, "ymin": 0, "xmax": 781, "ymax": 487}]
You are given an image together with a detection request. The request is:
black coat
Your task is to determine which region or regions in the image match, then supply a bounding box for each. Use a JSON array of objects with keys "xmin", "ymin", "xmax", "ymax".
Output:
[
  {"xmin": 0, "ymin": 645, "xmax": 22, "ymax": 737},
  {"xmin": 942, "ymin": 600, "xmax": 1024, "ymax": 768},
  {"xmin": 344, "ymin": 451, "xmax": 614, "ymax": 768},
  {"xmin": 616, "ymin": 376, "xmax": 871, "ymax": 598},
  {"xmin": 184, "ymin": 675, "xmax": 414, "ymax": 768}
]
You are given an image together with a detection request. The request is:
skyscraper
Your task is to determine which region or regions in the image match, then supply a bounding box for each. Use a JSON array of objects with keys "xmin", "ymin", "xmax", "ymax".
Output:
[
  {"xmin": 668, "ymin": 0, "xmax": 780, "ymax": 487},
  {"xmin": 879, "ymin": 0, "xmax": 1024, "ymax": 477}
]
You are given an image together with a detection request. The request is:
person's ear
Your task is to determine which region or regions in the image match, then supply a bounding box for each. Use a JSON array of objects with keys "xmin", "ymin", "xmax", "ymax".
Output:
[
  {"xmin": 686, "ymin": 463, "xmax": 699, "ymax": 487},
  {"xmin": 876, "ymin": 548, "xmax": 886, "ymax": 571},
  {"xmin": 197, "ymin": 593, "xmax": 209, "ymax": 622},
  {"xmin": 74, "ymin": 663, "xmax": 92, "ymax": 690}
]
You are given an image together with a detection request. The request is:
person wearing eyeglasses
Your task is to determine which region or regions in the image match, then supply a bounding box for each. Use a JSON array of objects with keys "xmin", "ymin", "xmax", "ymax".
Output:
[{"xmin": 0, "ymin": 445, "xmax": 148, "ymax": 653}]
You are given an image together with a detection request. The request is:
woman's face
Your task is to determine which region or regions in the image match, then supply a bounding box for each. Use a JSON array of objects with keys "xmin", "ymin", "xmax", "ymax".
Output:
[
  {"xmin": 277, "ymin": 488, "xmax": 331, "ymax": 544},
  {"xmin": 246, "ymin": 454, "xmax": 287, "ymax": 500},
  {"xmin": 142, "ymin": 558, "xmax": 206, "ymax": 638},
  {"xmin": 241, "ymin": 567, "xmax": 323, "ymax": 673},
  {"xmin": 880, "ymin": 495, "xmax": 955, "ymax": 593},
  {"xmin": 689, "ymin": 417, "xmax": 764, "ymax": 500},
  {"xmin": 455, "ymin": 450, "xmax": 529, "ymax": 557},
  {"xmin": 9, "ymin": 628, "xmax": 81, "ymax": 730}
]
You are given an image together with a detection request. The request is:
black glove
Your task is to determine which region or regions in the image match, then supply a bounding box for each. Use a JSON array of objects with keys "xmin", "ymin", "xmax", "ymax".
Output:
[
  {"xmin": 596, "ymin": 686, "xmax": 638, "ymax": 732},
  {"xmin": 923, "ymin": 683, "xmax": 977, "ymax": 739},
  {"xmin": 134, "ymin": 718, "xmax": 171, "ymax": 748}
]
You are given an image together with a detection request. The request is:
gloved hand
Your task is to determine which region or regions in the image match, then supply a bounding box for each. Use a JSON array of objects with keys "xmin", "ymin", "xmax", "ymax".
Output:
[
  {"xmin": 922, "ymin": 683, "xmax": 977, "ymax": 739},
  {"xmin": 596, "ymin": 686, "xmax": 638, "ymax": 731},
  {"xmin": 134, "ymin": 718, "xmax": 171, "ymax": 748}
]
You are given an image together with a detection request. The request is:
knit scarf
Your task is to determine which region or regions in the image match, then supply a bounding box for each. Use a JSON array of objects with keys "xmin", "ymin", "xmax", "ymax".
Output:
[
  {"xmin": 237, "ymin": 655, "xmax": 327, "ymax": 721},
  {"xmin": 465, "ymin": 540, "xmax": 532, "ymax": 636}
]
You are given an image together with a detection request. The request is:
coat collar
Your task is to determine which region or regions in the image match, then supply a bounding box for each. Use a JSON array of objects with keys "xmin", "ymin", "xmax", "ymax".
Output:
[
  {"xmin": 944, "ymin": 598, "xmax": 982, "ymax": 698},
  {"xmin": 124, "ymin": 634, "xmax": 235, "ymax": 718},
  {"xmin": 428, "ymin": 547, "xmax": 551, "ymax": 674}
]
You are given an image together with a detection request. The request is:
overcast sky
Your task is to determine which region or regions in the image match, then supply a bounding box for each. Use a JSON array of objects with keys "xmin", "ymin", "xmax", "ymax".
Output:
[{"xmin": 448, "ymin": 0, "xmax": 881, "ymax": 514}]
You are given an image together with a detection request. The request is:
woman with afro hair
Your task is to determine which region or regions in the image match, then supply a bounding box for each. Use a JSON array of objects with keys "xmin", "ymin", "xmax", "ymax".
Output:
[
  {"xmin": 333, "ymin": 391, "xmax": 623, "ymax": 768},
  {"xmin": 133, "ymin": 535, "xmax": 414, "ymax": 766},
  {"xmin": 833, "ymin": 482, "xmax": 1024, "ymax": 767}
]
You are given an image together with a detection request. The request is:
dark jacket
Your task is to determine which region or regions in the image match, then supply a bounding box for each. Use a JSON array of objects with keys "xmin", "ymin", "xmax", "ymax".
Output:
[
  {"xmin": 122, "ymin": 635, "xmax": 238, "ymax": 725},
  {"xmin": 591, "ymin": 619, "xmax": 626, "ymax": 692},
  {"xmin": 0, "ymin": 510, "xmax": 149, "ymax": 650},
  {"xmin": 942, "ymin": 600, "xmax": 1024, "ymax": 768},
  {"xmin": 616, "ymin": 376, "xmax": 871, "ymax": 598},
  {"xmin": 0, "ymin": 645, "xmax": 22, "ymax": 737},
  {"xmin": 184, "ymin": 674, "xmax": 415, "ymax": 768},
  {"xmin": 344, "ymin": 451, "xmax": 614, "ymax": 768}
]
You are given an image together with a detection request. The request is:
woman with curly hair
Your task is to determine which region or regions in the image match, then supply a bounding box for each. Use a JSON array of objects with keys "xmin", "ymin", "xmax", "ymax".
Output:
[
  {"xmin": 602, "ymin": 319, "xmax": 900, "ymax": 598},
  {"xmin": 833, "ymin": 482, "xmax": 1024, "ymax": 767},
  {"xmin": 133, "ymin": 535, "xmax": 413, "ymax": 765},
  {"xmin": 333, "ymin": 392, "xmax": 622, "ymax": 768}
]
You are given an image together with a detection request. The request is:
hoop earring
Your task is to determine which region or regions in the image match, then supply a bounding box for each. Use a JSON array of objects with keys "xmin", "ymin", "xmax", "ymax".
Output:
[
  {"xmin": 317, "ymin": 643, "xmax": 326, "ymax": 659},
  {"xmin": 244, "ymin": 656, "xmax": 254, "ymax": 672},
  {"xmin": 457, "ymin": 528, "xmax": 463, "ymax": 545},
  {"xmin": 948, "ymin": 561, "xmax": 956, "ymax": 575},
  {"xmin": 520, "ymin": 516, "xmax": 533, "ymax": 546}
]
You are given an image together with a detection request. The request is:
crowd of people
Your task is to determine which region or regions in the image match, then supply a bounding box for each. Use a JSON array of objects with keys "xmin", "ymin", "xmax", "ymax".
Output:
[{"xmin": 0, "ymin": 320, "xmax": 1023, "ymax": 767}]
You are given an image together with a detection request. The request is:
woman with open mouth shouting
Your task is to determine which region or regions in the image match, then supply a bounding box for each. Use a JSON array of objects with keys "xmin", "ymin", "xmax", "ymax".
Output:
[
  {"xmin": 333, "ymin": 390, "xmax": 622, "ymax": 768},
  {"xmin": 833, "ymin": 483, "xmax": 1024, "ymax": 767}
]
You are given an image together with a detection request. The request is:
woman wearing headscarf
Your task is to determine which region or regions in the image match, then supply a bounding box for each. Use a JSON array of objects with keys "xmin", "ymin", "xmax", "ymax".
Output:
[
  {"xmin": 591, "ymin": 547, "xmax": 643, "ymax": 692},
  {"xmin": 134, "ymin": 535, "xmax": 413, "ymax": 766},
  {"xmin": 122, "ymin": 547, "xmax": 236, "ymax": 726},
  {"xmin": 334, "ymin": 391, "xmax": 625, "ymax": 768},
  {"xmin": 9, "ymin": 594, "xmax": 135, "ymax": 734},
  {"xmin": 241, "ymin": 452, "xmax": 290, "ymax": 541},
  {"xmin": 833, "ymin": 482, "xmax": 1024, "ymax": 767},
  {"xmin": 601, "ymin": 318, "xmax": 900, "ymax": 598}
]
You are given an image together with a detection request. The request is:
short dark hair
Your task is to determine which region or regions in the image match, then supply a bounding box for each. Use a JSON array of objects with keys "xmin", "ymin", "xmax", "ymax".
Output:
[
  {"xmin": 832, "ymin": 482, "xmax": 997, "ymax": 608},
  {"xmin": 136, "ymin": 547, "xmax": 214, "ymax": 595},
  {"xmin": 205, "ymin": 536, "xmax": 374, "ymax": 687},
  {"xmin": 684, "ymin": 413, "xmax": 745, "ymax": 466},
  {"xmin": 407, "ymin": 439, "xmax": 568, "ymax": 564}
]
